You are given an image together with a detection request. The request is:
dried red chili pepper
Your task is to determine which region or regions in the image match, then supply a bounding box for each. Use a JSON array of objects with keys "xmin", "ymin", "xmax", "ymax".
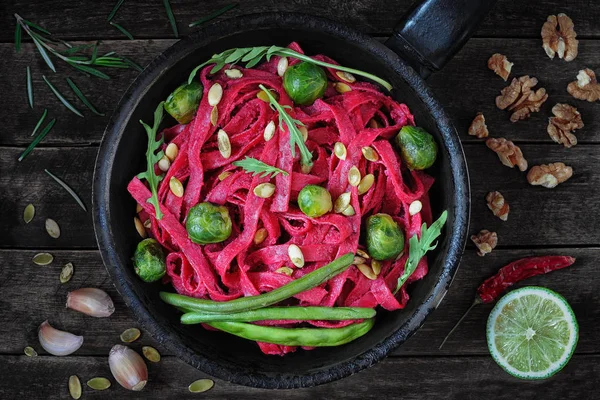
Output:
[{"xmin": 439, "ymin": 255, "xmax": 576, "ymax": 349}]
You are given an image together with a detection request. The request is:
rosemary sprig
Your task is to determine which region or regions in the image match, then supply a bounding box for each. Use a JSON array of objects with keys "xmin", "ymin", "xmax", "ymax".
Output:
[
  {"xmin": 66, "ymin": 78, "xmax": 105, "ymax": 116},
  {"xmin": 42, "ymin": 75, "xmax": 84, "ymax": 117},
  {"xmin": 31, "ymin": 109, "xmax": 48, "ymax": 136},
  {"xmin": 188, "ymin": 45, "xmax": 392, "ymax": 91},
  {"xmin": 137, "ymin": 102, "xmax": 166, "ymax": 219},
  {"xmin": 15, "ymin": 21, "xmax": 21, "ymax": 52},
  {"xmin": 233, "ymin": 157, "xmax": 289, "ymax": 178},
  {"xmin": 19, "ymin": 118, "xmax": 56, "ymax": 162},
  {"xmin": 26, "ymin": 66, "xmax": 34, "ymax": 108},
  {"xmin": 258, "ymin": 84, "xmax": 313, "ymax": 166},
  {"xmin": 189, "ymin": 3, "xmax": 239, "ymax": 27},
  {"xmin": 394, "ymin": 211, "xmax": 448, "ymax": 294},
  {"xmin": 109, "ymin": 21, "xmax": 134, "ymax": 40},
  {"xmin": 45, "ymin": 169, "xmax": 87, "ymax": 212},
  {"xmin": 107, "ymin": 0, "xmax": 126, "ymax": 21},
  {"xmin": 163, "ymin": 0, "xmax": 179, "ymax": 38}
]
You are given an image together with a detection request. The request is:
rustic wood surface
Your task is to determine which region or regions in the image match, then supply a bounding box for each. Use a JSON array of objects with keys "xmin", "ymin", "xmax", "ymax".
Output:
[{"xmin": 1, "ymin": 0, "xmax": 598, "ymax": 398}]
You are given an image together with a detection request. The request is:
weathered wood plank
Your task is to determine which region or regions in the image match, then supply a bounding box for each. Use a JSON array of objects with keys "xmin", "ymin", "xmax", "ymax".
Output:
[
  {"xmin": 0, "ymin": 354, "xmax": 598, "ymax": 398},
  {"xmin": 2, "ymin": 37, "xmax": 599, "ymax": 146},
  {"xmin": 3, "ymin": 0, "xmax": 600, "ymax": 41},
  {"xmin": 1, "ymin": 248, "xmax": 596, "ymax": 356},
  {"xmin": 2, "ymin": 144, "xmax": 597, "ymax": 249}
]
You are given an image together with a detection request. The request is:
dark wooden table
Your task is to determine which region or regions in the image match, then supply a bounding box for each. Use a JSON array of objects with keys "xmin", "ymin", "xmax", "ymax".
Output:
[{"xmin": 2, "ymin": 0, "xmax": 599, "ymax": 398}]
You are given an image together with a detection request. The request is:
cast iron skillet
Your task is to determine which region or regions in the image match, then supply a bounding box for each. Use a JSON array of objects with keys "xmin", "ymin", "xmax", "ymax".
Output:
[{"xmin": 94, "ymin": 0, "xmax": 494, "ymax": 389}]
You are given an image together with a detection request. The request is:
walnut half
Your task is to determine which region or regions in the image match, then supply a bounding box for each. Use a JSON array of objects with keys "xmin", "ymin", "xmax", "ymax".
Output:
[
  {"xmin": 567, "ymin": 68, "xmax": 600, "ymax": 102},
  {"xmin": 541, "ymin": 13, "xmax": 578, "ymax": 62},
  {"xmin": 486, "ymin": 138, "xmax": 528, "ymax": 171},
  {"xmin": 547, "ymin": 103, "xmax": 583, "ymax": 148},
  {"xmin": 471, "ymin": 230, "xmax": 498, "ymax": 257},
  {"xmin": 486, "ymin": 191, "xmax": 509, "ymax": 221},
  {"xmin": 496, "ymin": 76, "xmax": 548, "ymax": 122},
  {"xmin": 468, "ymin": 113, "xmax": 489, "ymax": 138},
  {"xmin": 488, "ymin": 53, "xmax": 513, "ymax": 81},
  {"xmin": 527, "ymin": 163, "xmax": 573, "ymax": 188}
]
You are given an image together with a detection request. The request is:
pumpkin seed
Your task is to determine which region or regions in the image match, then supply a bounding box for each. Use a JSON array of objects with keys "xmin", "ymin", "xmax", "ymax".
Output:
[
  {"xmin": 33, "ymin": 252, "xmax": 53, "ymax": 266},
  {"xmin": 277, "ymin": 57, "xmax": 288, "ymax": 77},
  {"xmin": 409, "ymin": 200, "xmax": 422, "ymax": 216},
  {"xmin": 143, "ymin": 219, "xmax": 151, "ymax": 229},
  {"xmin": 208, "ymin": 83, "xmax": 223, "ymax": 106},
  {"xmin": 87, "ymin": 377, "xmax": 111, "ymax": 391},
  {"xmin": 45, "ymin": 218, "xmax": 60, "ymax": 239},
  {"xmin": 356, "ymin": 249, "xmax": 370, "ymax": 259},
  {"xmin": 353, "ymin": 256, "xmax": 366, "ymax": 265},
  {"xmin": 136, "ymin": 203, "xmax": 143, "ymax": 213},
  {"xmin": 334, "ymin": 142, "xmax": 347, "ymax": 160},
  {"xmin": 275, "ymin": 266, "xmax": 294, "ymax": 276},
  {"xmin": 299, "ymin": 126, "xmax": 308, "ymax": 142},
  {"xmin": 358, "ymin": 174, "xmax": 375, "ymax": 195},
  {"xmin": 169, "ymin": 176, "xmax": 184, "ymax": 198},
  {"xmin": 348, "ymin": 166, "xmax": 361, "ymax": 187},
  {"xmin": 333, "ymin": 82, "xmax": 352, "ymax": 93},
  {"xmin": 288, "ymin": 244, "xmax": 304, "ymax": 268},
  {"xmin": 218, "ymin": 171, "xmax": 232, "ymax": 181},
  {"xmin": 210, "ymin": 105, "xmax": 218, "ymax": 126},
  {"xmin": 253, "ymin": 228, "xmax": 268, "ymax": 245},
  {"xmin": 361, "ymin": 146, "xmax": 379, "ymax": 162},
  {"xmin": 371, "ymin": 260, "xmax": 382, "ymax": 275},
  {"xmin": 357, "ymin": 263, "xmax": 377, "ymax": 280},
  {"xmin": 263, "ymin": 120, "xmax": 276, "ymax": 141},
  {"xmin": 224, "ymin": 68, "xmax": 243, "ymax": 79},
  {"xmin": 300, "ymin": 164, "xmax": 313, "ymax": 174},
  {"xmin": 23, "ymin": 204, "xmax": 35, "ymax": 223},
  {"xmin": 253, "ymin": 183, "xmax": 275, "ymax": 198},
  {"xmin": 158, "ymin": 156, "xmax": 171, "ymax": 172},
  {"xmin": 69, "ymin": 375, "xmax": 82, "ymax": 399},
  {"xmin": 188, "ymin": 378, "xmax": 214, "ymax": 393},
  {"xmin": 334, "ymin": 192, "xmax": 351, "ymax": 213},
  {"xmin": 336, "ymin": 71, "xmax": 356, "ymax": 83},
  {"xmin": 60, "ymin": 262, "xmax": 74, "ymax": 283},
  {"xmin": 134, "ymin": 217, "xmax": 147, "ymax": 238},
  {"xmin": 341, "ymin": 205, "xmax": 356, "ymax": 216},
  {"xmin": 165, "ymin": 142, "xmax": 179, "ymax": 161},
  {"xmin": 368, "ymin": 119, "xmax": 382, "ymax": 129},
  {"xmin": 217, "ymin": 129, "xmax": 231, "ymax": 159},
  {"xmin": 257, "ymin": 89, "xmax": 278, "ymax": 103},
  {"xmin": 142, "ymin": 346, "xmax": 161, "ymax": 363},
  {"xmin": 120, "ymin": 328, "xmax": 141, "ymax": 343},
  {"xmin": 24, "ymin": 346, "xmax": 37, "ymax": 357}
]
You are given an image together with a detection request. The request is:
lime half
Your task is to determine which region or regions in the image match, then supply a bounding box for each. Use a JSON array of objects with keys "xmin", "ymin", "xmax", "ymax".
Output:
[{"xmin": 486, "ymin": 286, "xmax": 578, "ymax": 380}]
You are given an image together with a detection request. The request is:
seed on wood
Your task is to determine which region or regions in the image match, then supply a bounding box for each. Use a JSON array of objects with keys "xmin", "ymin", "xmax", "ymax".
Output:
[
  {"xmin": 69, "ymin": 375, "xmax": 82, "ymax": 399},
  {"xmin": 23, "ymin": 204, "xmax": 35, "ymax": 223},
  {"xmin": 87, "ymin": 377, "xmax": 111, "ymax": 391},
  {"xmin": 142, "ymin": 346, "xmax": 161, "ymax": 363},
  {"xmin": 188, "ymin": 379, "xmax": 215, "ymax": 393},
  {"xmin": 120, "ymin": 328, "xmax": 141, "ymax": 343},
  {"xmin": 33, "ymin": 252, "xmax": 53, "ymax": 266},
  {"xmin": 45, "ymin": 218, "xmax": 60, "ymax": 239},
  {"xmin": 24, "ymin": 346, "xmax": 38, "ymax": 357},
  {"xmin": 60, "ymin": 262, "xmax": 74, "ymax": 283}
]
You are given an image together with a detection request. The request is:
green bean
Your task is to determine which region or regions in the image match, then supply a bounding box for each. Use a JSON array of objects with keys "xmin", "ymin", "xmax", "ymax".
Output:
[
  {"xmin": 160, "ymin": 252, "xmax": 354, "ymax": 314},
  {"xmin": 180, "ymin": 306, "xmax": 376, "ymax": 324},
  {"xmin": 207, "ymin": 318, "xmax": 375, "ymax": 347}
]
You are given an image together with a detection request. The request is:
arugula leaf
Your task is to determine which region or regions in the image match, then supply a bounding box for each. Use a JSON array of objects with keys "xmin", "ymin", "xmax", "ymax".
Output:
[
  {"xmin": 137, "ymin": 102, "xmax": 165, "ymax": 219},
  {"xmin": 394, "ymin": 210, "xmax": 448, "ymax": 294},
  {"xmin": 258, "ymin": 84, "xmax": 313, "ymax": 166},
  {"xmin": 233, "ymin": 157, "xmax": 289, "ymax": 178}
]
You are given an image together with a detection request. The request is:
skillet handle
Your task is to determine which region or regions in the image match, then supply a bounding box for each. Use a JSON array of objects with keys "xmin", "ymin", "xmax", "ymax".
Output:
[{"xmin": 385, "ymin": 0, "xmax": 497, "ymax": 79}]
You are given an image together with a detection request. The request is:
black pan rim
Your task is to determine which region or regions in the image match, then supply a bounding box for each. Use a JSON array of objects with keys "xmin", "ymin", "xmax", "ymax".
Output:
[{"xmin": 93, "ymin": 12, "xmax": 471, "ymax": 389}]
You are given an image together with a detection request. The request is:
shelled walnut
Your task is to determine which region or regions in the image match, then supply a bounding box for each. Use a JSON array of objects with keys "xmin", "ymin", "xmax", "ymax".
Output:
[
  {"xmin": 496, "ymin": 76, "xmax": 548, "ymax": 122},
  {"xmin": 486, "ymin": 191, "xmax": 509, "ymax": 221},
  {"xmin": 567, "ymin": 68, "xmax": 600, "ymax": 102},
  {"xmin": 468, "ymin": 113, "xmax": 489, "ymax": 138},
  {"xmin": 547, "ymin": 104, "xmax": 583, "ymax": 148},
  {"xmin": 541, "ymin": 13, "xmax": 578, "ymax": 62},
  {"xmin": 471, "ymin": 230, "xmax": 498, "ymax": 257},
  {"xmin": 487, "ymin": 53, "xmax": 513, "ymax": 81},
  {"xmin": 486, "ymin": 138, "xmax": 528, "ymax": 171},
  {"xmin": 527, "ymin": 163, "xmax": 573, "ymax": 188}
]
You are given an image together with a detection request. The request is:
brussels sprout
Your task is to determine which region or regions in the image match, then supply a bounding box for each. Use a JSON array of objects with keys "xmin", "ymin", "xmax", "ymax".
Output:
[
  {"xmin": 395, "ymin": 126, "xmax": 438, "ymax": 170},
  {"xmin": 283, "ymin": 62, "xmax": 328, "ymax": 105},
  {"xmin": 164, "ymin": 81, "xmax": 203, "ymax": 124},
  {"xmin": 133, "ymin": 238, "xmax": 167, "ymax": 282},
  {"xmin": 186, "ymin": 202, "xmax": 232, "ymax": 244},
  {"xmin": 366, "ymin": 213, "xmax": 405, "ymax": 261},
  {"xmin": 297, "ymin": 185, "xmax": 333, "ymax": 218}
]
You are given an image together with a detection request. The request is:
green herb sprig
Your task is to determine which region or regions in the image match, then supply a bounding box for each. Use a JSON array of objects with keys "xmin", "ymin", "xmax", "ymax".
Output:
[
  {"xmin": 42, "ymin": 75, "xmax": 84, "ymax": 117},
  {"xmin": 31, "ymin": 109, "xmax": 48, "ymax": 136},
  {"xmin": 137, "ymin": 102, "xmax": 166, "ymax": 219},
  {"xmin": 258, "ymin": 85, "xmax": 313, "ymax": 166},
  {"xmin": 163, "ymin": 0, "xmax": 178, "ymax": 38},
  {"xmin": 394, "ymin": 210, "xmax": 448, "ymax": 294},
  {"xmin": 189, "ymin": 3, "xmax": 238, "ymax": 27},
  {"xmin": 45, "ymin": 169, "xmax": 87, "ymax": 211},
  {"xmin": 66, "ymin": 78, "xmax": 105, "ymax": 116},
  {"xmin": 188, "ymin": 45, "xmax": 392, "ymax": 91},
  {"xmin": 19, "ymin": 118, "xmax": 56, "ymax": 162},
  {"xmin": 109, "ymin": 21, "xmax": 134, "ymax": 40},
  {"xmin": 26, "ymin": 66, "xmax": 33, "ymax": 108},
  {"xmin": 233, "ymin": 157, "xmax": 289, "ymax": 178}
]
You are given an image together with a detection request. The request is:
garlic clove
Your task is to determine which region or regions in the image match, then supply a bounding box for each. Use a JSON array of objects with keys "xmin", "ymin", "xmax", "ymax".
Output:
[
  {"xmin": 38, "ymin": 320, "xmax": 83, "ymax": 356},
  {"xmin": 66, "ymin": 288, "xmax": 115, "ymax": 318},
  {"xmin": 109, "ymin": 345, "xmax": 148, "ymax": 391}
]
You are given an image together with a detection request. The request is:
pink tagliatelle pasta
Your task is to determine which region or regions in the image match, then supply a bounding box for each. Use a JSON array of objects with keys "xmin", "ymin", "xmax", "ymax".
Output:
[{"xmin": 128, "ymin": 42, "xmax": 435, "ymax": 356}]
